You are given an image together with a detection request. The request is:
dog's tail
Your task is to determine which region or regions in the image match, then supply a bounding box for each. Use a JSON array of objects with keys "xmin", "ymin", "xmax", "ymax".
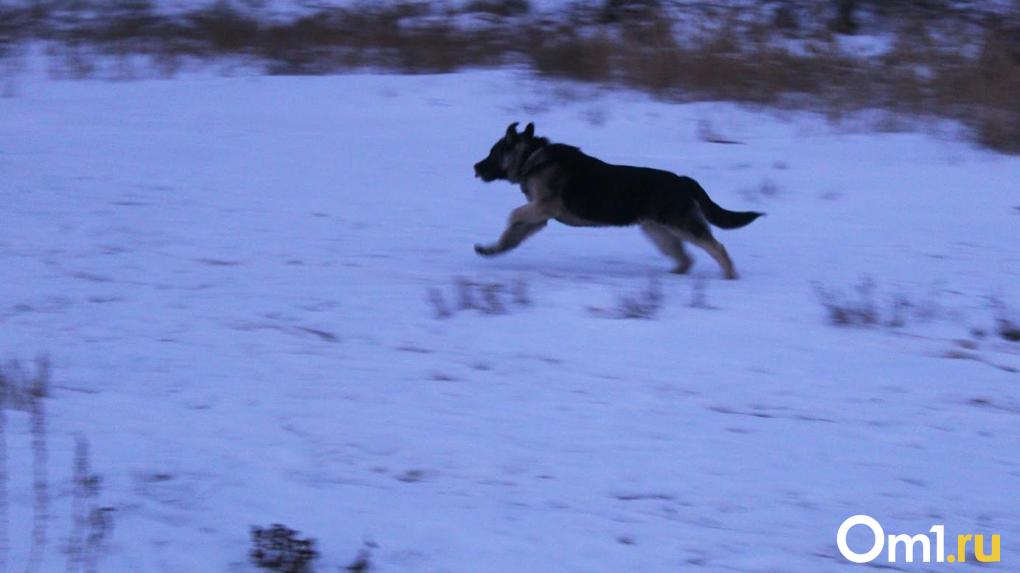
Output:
[{"xmin": 686, "ymin": 177, "xmax": 764, "ymax": 229}]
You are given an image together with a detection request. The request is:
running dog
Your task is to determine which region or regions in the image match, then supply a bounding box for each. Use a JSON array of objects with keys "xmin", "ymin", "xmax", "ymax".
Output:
[{"xmin": 472, "ymin": 122, "xmax": 763, "ymax": 279}]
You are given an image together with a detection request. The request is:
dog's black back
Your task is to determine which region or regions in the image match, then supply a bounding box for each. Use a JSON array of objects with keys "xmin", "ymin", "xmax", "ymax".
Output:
[{"xmin": 540, "ymin": 144, "xmax": 760, "ymax": 230}]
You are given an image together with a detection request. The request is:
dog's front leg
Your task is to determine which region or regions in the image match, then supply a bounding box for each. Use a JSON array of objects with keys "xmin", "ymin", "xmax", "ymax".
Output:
[{"xmin": 474, "ymin": 203, "xmax": 550, "ymax": 257}]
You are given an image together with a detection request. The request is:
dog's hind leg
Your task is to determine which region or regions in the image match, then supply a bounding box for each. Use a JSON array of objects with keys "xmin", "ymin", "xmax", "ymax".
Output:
[
  {"xmin": 640, "ymin": 221, "xmax": 693, "ymax": 274},
  {"xmin": 475, "ymin": 203, "xmax": 550, "ymax": 257},
  {"xmin": 693, "ymin": 236, "xmax": 737, "ymax": 280},
  {"xmin": 669, "ymin": 218, "xmax": 737, "ymax": 280}
]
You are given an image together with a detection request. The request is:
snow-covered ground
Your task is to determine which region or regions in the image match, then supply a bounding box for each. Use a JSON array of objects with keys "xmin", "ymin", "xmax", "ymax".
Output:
[{"xmin": 2, "ymin": 69, "xmax": 1018, "ymax": 572}]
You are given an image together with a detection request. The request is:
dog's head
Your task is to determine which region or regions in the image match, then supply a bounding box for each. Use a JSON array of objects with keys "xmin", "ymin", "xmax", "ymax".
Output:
[{"xmin": 473, "ymin": 121, "xmax": 536, "ymax": 182}]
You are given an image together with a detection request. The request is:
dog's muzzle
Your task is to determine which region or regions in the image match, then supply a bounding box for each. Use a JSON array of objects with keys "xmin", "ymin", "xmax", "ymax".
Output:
[{"xmin": 474, "ymin": 161, "xmax": 496, "ymax": 181}]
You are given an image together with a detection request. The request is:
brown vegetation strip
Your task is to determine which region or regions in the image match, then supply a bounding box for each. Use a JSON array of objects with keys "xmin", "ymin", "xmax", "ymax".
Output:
[{"xmin": 1, "ymin": 1, "xmax": 1018, "ymax": 153}]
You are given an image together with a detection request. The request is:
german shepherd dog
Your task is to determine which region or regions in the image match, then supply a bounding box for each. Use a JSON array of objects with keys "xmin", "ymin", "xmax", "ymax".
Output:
[{"xmin": 473, "ymin": 122, "xmax": 763, "ymax": 279}]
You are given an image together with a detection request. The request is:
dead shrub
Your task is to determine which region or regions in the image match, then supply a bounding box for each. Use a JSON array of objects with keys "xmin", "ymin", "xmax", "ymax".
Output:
[
  {"xmin": 988, "ymin": 295, "xmax": 1020, "ymax": 343},
  {"xmin": 600, "ymin": 0, "xmax": 664, "ymax": 25},
  {"xmin": 998, "ymin": 319, "xmax": 1020, "ymax": 343},
  {"xmin": 464, "ymin": 0, "xmax": 531, "ymax": 18},
  {"xmin": 527, "ymin": 27, "xmax": 615, "ymax": 83},
  {"xmin": 814, "ymin": 278, "xmax": 942, "ymax": 329},
  {"xmin": 185, "ymin": 3, "xmax": 260, "ymax": 53},
  {"xmin": 250, "ymin": 524, "xmax": 318, "ymax": 573},
  {"xmin": 428, "ymin": 276, "xmax": 532, "ymax": 319},
  {"xmin": 815, "ymin": 278, "xmax": 881, "ymax": 327},
  {"xmin": 589, "ymin": 276, "xmax": 664, "ymax": 319}
]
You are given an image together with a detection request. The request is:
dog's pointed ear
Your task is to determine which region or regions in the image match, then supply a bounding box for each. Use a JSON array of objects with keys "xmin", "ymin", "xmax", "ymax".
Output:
[
  {"xmin": 523, "ymin": 122, "xmax": 535, "ymax": 138},
  {"xmin": 505, "ymin": 121, "xmax": 519, "ymax": 141}
]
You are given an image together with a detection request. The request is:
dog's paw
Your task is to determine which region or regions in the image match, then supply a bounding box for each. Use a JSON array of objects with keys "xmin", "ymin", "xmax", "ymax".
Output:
[{"xmin": 474, "ymin": 244, "xmax": 497, "ymax": 257}]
